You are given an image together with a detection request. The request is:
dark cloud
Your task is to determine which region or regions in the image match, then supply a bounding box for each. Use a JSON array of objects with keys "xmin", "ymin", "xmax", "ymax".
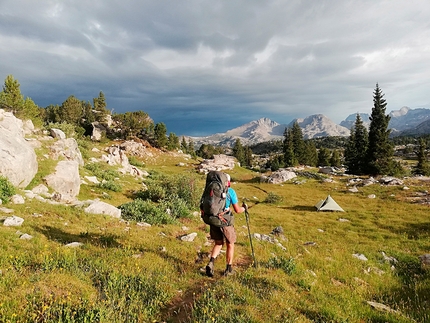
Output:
[{"xmin": 1, "ymin": 0, "xmax": 430, "ymax": 136}]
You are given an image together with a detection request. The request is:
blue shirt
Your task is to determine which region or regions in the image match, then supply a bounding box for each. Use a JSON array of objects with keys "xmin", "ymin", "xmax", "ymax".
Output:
[{"xmin": 225, "ymin": 187, "xmax": 238, "ymax": 209}]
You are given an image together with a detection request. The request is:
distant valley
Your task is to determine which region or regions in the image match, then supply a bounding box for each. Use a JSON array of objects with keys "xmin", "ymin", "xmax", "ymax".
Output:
[{"xmin": 188, "ymin": 107, "xmax": 430, "ymax": 147}]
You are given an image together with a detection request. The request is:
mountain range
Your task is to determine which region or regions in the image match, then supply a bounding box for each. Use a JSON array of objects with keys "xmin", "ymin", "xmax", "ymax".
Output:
[{"xmin": 189, "ymin": 107, "xmax": 430, "ymax": 147}]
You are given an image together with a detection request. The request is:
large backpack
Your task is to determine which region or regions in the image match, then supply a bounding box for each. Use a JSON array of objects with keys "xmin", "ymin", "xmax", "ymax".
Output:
[{"xmin": 200, "ymin": 171, "xmax": 233, "ymax": 227}]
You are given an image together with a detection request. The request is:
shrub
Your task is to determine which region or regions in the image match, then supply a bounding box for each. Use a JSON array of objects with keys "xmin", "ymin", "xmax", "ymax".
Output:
[
  {"xmin": 84, "ymin": 163, "xmax": 119, "ymax": 181},
  {"xmin": 264, "ymin": 192, "xmax": 283, "ymax": 204},
  {"xmin": 47, "ymin": 122, "xmax": 78, "ymax": 138},
  {"xmin": 128, "ymin": 156, "xmax": 145, "ymax": 167},
  {"xmin": 160, "ymin": 195, "xmax": 193, "ymax": 219},
  {"xmin": 119, "ymin": 199, "xmax": 176, "ymax": 225},
  {"xmin": 267, "ymin": 256, "xmax": 296, "ymax": 275},
  {"xmin": 98, "ymin": 180, "xmax": 122, "ymax": 192},
  {"xmin": 0, "ymin": 176, "xmax": 15, "ymax": 204}
]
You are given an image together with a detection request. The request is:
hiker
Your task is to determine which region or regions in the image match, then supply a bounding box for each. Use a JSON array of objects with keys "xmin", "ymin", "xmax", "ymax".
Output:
[{"xmin": 202, "ymin": 173, "xmax": 248, "ymax": 277}]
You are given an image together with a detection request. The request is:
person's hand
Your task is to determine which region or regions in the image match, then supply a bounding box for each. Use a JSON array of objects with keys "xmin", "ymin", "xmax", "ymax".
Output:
[{"xmin": 242, "ymin": 202, "xmax": 248, "ymax": 212}]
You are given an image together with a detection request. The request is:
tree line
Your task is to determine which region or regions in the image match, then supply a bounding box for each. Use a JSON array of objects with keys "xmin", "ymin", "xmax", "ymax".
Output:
[
  {"xmin": 1, "ymin": 75, "xmax": 428, "ymax": 175},
  {"xmin": 0, "ymin": 75, "xmax": 197, "ymax": 156},
  {"xmin": 261, "ymin": 83, "xmax": 429, "ymax": 176}
]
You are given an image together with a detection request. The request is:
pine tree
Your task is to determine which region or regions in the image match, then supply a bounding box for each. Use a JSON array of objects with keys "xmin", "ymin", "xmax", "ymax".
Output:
[
  {"xmin": 181, "ymin": 136, "xmax": 188, "ymax": 152},
  {"xmin": 167, "ymin": 132, "xmax": 179, "ymax": 151},
  {"xmin": 365, "ymin": 84, "xmax": 394, "ymax": 175},
  {"xmin": 344, "ymin": 114, "xmax": 368, "ymax": 174},
  {"xmin": 244, "ymin": 146, "xmax": 253, "ymax": 167},
  {"xmin": 93, "ymin": 91, "xmax": 109, "ymax": 122},
  {"xmin": 154, "ymin": 122, "xmax": 168, "ymax": 148},
  {"xmin": 414, "ymin": 138, "xmax": 430, "ymax": 175},
  {"xmin": 233, "ymin": 138, "xmax": 245, "ymax": 165},
  {"xmin": 283, "ymin": 127, "xmax": 297, "ymax": 167},
  {"xmin": 0, "ymin": 75, "xmax": 23, "ymax": 111},
  {"xmin": 0, "ymin": 75, "xmax": 40, "ymax": 121},
  {"xmin": 291, "ymin": 121, "xmax": 306, "ymax": 164},
  {"xmin": 330, "ymin": 150, "xmax": 342, "ymax": 167},
  {"xmin": 187, "ymin": 139, "xmax": 196, "ymax": 157},
  {"xmin": 317, "ymin": 147, "xmax": 331, "ymax": 166},
  {"xmin": 60, "ymin": 95, "xmax": 84, "ymax": 125},
  {"xmin": 303, "ymin": 141, "xmax": 318, "ymax": 167}
]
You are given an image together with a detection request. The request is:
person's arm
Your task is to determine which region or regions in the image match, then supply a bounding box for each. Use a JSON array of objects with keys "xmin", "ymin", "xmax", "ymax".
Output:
[
  {"xmin": 228, "ymin": 188, "xmax": 246, "ymax": 213},
  {"xmin": 231, "ymin": 202, "xmax": 245, "ymax": 213}
]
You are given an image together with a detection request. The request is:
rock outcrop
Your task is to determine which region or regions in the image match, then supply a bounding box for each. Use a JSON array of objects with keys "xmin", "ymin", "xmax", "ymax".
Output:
[
  {"xmin": 0, "ymin": 109, "xmax": 38, "ymax": 188},
  {"xmin": 44, "ymin": 160, "xmax": 81, "ymax": 202}
]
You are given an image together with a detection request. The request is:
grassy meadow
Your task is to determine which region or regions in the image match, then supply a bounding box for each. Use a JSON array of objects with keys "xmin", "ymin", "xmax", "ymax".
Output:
[{"xmin": 0, "ymin": 139, "xmax": 429, "ymax": 322}]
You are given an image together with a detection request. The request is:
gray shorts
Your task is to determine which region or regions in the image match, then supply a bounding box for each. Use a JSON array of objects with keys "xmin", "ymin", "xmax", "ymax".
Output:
[{"xmin": 210, "ymin": 225, "xmax": 237, "ymax": 243}]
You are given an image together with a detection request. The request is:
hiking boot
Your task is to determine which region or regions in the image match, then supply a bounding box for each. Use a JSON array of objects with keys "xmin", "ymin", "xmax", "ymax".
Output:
[
  {"xmin": 205, "ymin": 262, "xmax": 214, "ymax": 277},
  {"xmin": 223, "ymin": 267, "xmax": 234, "ymax": 277}
]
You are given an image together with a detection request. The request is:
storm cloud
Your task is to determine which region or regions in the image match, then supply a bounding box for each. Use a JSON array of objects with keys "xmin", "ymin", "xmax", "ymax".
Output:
[{"xmin": 1, "ymin": 0, "xmax": 430, "ymax": 136}]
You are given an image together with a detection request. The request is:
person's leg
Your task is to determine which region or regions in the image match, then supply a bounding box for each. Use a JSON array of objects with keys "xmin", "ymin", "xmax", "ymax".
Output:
[
  {"xmin": 225, "ymin": 241, "xmax": 234, "ymax": 265},
  {"xmin": 210, "ymin": 240, "xmax": 224, "ymax": 259},
  {"xmin": 222, "ymin": 226, "xmax": 237, "ymax": 276},
  {"xmin": 206, "ymin": 240, "xmax": 223, "ymax": 277},
  {"xmin": 207, "ymin": 226, "xmax": 224, "ymax": 277}
]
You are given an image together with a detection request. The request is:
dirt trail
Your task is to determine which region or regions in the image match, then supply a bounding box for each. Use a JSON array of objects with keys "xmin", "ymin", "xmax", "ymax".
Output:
[{"xmin": 158, "ymin": 255, "xmax": 253, "ymax": 323}]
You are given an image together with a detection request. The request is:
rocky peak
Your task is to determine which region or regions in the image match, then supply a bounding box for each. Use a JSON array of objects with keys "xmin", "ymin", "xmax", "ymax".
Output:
[{"xmin": 290, "ymin": 114, "xmax": 350, "ymax": 139}]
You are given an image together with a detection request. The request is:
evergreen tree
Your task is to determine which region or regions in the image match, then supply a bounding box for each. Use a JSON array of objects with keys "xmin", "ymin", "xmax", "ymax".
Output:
[
  {"xmin": 317, "ymin": 147, "xmax": 331, "ymax": 166},
  {"xmin": 154, "ymin": 122, "xmax": 168, "ymax": 148},
  {"xmin": 283, "ymin": 127, "xmax": 297, "ymax": 167},
  {"xmin": 196, "ymin": 144, "xmax": 223, "ymax": 159},
  {"xmin": 93, "ymin": 91, "xmax": 109, "ymax": 122},
  {"xmin": 344, "ymin": 114, "xmax": 368, "ymax": 175},
  {"xmin": 303, "ymin": 141, "xmax": 318, "ymax": 167},
  {"xmin": 365, "ymin": 84, "xmax": 394, "ymax": 175},
  {"xmin": 330, "ymin": 150, "xmax": 342, "ymax": 167},
  {"xmin": 244, "ymin": 146, "xmax": 253, "ymax": 167},
  {"xmin": 44, "ymin": 104, "xmax": 62, "ymax": 123},
  {"xmin": 0, "ymin": 75, "xmax": 40, "ymax": 121},
  {"xmin": 112, "ymin": 111, "xmax": 153, "ymax": 138},
  {"xmin": 181, "ymin": 136, "xmax": 188, "ymax": 152},
  {"xmin": 233, "ymin": 138, "xmax": 245, "ymax": 165},
  {"xmin": 0, "ymin": 75, "xmax": 23, "ymax": 111},
  {"xmin": 291, "ymin": 121, "xmax": 306, "ymax": 164},
  {"xmin": 187, "ymin": 139, "xmax": 196, "ymax": 157},
  {"xmin": 414, "ymin": 138, "xmax": 430, "ymax": 175},
  {"xmin": 60, "ymin": 95, "xmax": 84, "ymax": 125},
  {"xmin": 167, "ymin": 132, "xmax": 180, "ymax": 151}
]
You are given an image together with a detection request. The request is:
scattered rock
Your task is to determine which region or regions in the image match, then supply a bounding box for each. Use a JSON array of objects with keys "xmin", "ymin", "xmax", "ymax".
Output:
[
  {"xmin": 11, "ymin": 195, "xmax": 25, "ymax": 204},
  {"xmin": 381, "ymin": 251, "xmax": 398, "ymax": 265},
  {"xmin": 50, "ymin": 128, "xmax": 66, "ymax": 139},
  {"xmin": 348, "ymin": 186, "xmax": 359, "ymax": 193},
  {"xmin": 338, "ymin": 218, "xmax": 350, "ymax": 222},
  {"xmin": 32, "ymin": 184, "xmax": 50, "ymax": 196},
  {"xmin": 264, "ymin": 169, "xmax": 297, "ymax": 184},
  {"xmin": 352, "ymin": 253, "xmax": 368, "ymax": 261},
  {"xmin": 304, "ymin": 241, "xmax": 317, "ymax": 246},
  {"xmin": 3, "ymin": 216, "xmax": 24, "ymax": 227},
  {"xmin": 180, "ymin": 232, "xmax": 198, "ymax": 242},
  {"xmin": 271, "ymin": 226, "xmax": 284, "ymax": 235},
  {"xmin": 64, "ymin": 242, "xmax": 83, "ymax": 248},
  {"xmin": 198, "ymin": 154, "xmax": 236, "ymax": 173},
  {"xmin": 0, "ymin": 207, "xmax": 14, "ymax": 214},
  {"xmin": 83, "ymin": 200, "xmax": 121, "ymax": 218},
  {"xmin": 137, "ymin": 222, "xmax": 151, "ymax": 227},
  {"xmin": 419, "ymin": 254, "xmax": 430, "ymax": 266},
  {"xmin": 19, "ymin": 233, "xmax": 33, "ymax": 240},
  {"xmin": 367, "ymin": 301, "xmax": 400, "ymax": 314}
]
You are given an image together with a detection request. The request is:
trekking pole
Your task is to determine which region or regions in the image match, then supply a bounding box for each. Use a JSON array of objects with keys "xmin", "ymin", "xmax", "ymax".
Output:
[{"xmin": 243, "ymin": 201, "xmax": 257, "ymax": 268}]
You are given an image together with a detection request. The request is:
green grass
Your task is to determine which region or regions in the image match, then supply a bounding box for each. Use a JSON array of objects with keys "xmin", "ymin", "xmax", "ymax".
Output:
[{"xmin": 0, "ymin": 139, "xmax": 429, "ymax": 322}]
